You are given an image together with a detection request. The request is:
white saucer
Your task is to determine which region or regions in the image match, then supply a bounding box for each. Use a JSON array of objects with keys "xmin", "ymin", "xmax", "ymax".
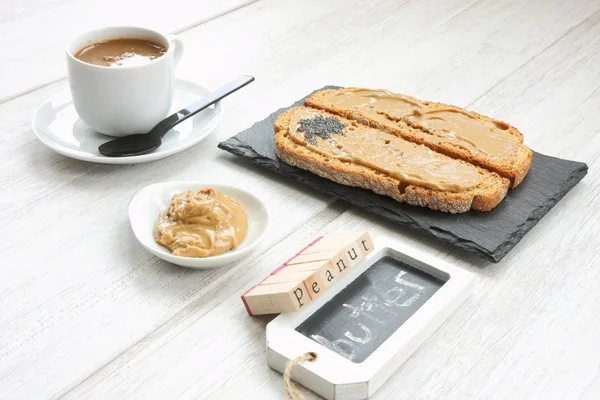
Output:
[
  {"xmin": 129, "ymin": 182, "xmax": 269, "ymax": 269},
  {"xmin": 31, "ymin": 79, "xmax": 223, "ymax": 164}
]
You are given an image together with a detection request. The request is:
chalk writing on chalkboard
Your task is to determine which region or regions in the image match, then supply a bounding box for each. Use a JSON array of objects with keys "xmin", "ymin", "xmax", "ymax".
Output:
[{"xmin": 296, "ymin": 256, "xmax": 445, "ymax": 363}]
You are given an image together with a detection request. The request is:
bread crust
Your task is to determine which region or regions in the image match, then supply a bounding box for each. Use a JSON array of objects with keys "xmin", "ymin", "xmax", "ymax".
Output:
[
  {"xmin": 274, "ymin": 107, "xmax": 509, "ymax": 213},
  {"xmin": 305, "ymin": 88, "xmax": 532, "ymax": 188}
]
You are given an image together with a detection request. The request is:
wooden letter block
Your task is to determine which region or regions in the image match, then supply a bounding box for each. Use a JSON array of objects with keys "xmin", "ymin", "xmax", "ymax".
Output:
[
  {"xmin": 241, "ymin": 231, "xmax": 375, "ymax": 315},
  {"xmin": 355, "ymin": 232, "xmax": 375, "ymax": 257},
  {"xmin": 303, "ymin": 263, "xmax": 337, "ymax": 300},
  {"xmin": 242, "ymin": 280, "xmax": 311, "ymax": 315}
]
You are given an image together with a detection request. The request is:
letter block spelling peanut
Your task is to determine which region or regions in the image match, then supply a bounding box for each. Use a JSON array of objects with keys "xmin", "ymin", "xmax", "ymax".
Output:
[{"xmin": 241, "ymin": 232, "xmax": 374, "ymax": 315}]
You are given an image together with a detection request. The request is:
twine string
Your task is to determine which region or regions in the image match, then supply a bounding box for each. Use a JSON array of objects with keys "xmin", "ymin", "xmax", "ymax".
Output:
[{"xmin": 283, "ymin": 352, "xmax": 318, "ymax": 400}]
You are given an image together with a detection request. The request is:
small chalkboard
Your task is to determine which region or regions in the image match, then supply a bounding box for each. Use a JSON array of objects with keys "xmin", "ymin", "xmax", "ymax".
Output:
[
  {"xmin": 267, "ymin": 237, "xmax": 474, "ymax": 400},
  {"xmin": 296, "ymin": 257, "xmax": 445, "ymax": 363}
]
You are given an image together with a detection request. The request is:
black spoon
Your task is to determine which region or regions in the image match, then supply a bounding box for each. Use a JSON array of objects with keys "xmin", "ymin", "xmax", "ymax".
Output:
[{"xmin": 98, "ymin": 75, "xmax": 255, "ymax": 157}]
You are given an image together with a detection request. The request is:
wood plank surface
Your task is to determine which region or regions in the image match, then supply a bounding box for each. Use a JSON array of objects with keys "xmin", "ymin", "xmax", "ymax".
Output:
[{"xmin": 0, "ymin": 0, "xmax": 599, "ymax": 399}]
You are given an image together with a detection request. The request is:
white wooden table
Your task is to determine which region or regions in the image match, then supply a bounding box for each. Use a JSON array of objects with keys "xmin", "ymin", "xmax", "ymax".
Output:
[{"xmin": 1, "ymin": 0, "xmax": 599, "ymax": 399}]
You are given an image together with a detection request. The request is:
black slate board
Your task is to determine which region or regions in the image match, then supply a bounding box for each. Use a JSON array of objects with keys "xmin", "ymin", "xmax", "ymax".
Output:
[
  {"xmin": 296, "ymin": 256, "xmax": 444, "ymax": 363},
  {"xmin": 218, "ymin": 86, "xmax": 588, "ymax": 262}
]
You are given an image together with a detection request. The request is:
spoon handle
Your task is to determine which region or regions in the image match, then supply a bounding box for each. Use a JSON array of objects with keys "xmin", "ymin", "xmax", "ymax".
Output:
[{"xmin": 156, "ymin": 75, "xmax": 255, "ymax": 139}]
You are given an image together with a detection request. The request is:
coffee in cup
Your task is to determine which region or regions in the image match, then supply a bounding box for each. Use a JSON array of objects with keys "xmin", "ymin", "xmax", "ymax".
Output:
[
  {"xmin": 66, "ymin": 26, "xmax": 184, "ymax": 137},
  {"xmin": 74, "ymin": 38, "xmax": 167, "ymax": 68}
]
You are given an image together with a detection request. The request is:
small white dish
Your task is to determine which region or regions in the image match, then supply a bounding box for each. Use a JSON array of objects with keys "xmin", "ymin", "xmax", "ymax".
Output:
[
  {"xmin": 129, "ymin": 182, "xmax": 269, "ymax": 269},
  {"xmin": 31, "ymin": 79, "xmax": 223, "ymax": 164}
]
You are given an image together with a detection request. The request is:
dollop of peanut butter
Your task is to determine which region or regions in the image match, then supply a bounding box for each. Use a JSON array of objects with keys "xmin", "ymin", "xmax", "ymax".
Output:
[{"xmin": 154, "ymin": 188, "xmax": 248, "ymax": 258}]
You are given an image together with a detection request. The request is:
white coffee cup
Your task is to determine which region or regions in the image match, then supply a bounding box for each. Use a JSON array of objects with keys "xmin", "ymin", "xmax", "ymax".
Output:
[{"xmin": 66, "ymin": 26, "xmax": 183, "ymax": 137}]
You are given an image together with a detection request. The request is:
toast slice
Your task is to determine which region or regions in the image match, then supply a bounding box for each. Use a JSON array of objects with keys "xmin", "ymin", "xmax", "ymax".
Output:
[
  {"xmin": 305, "ymin": 88, "xmax": 532, "ymax": 188},
  {"xmin": 274, "ymin": 107, "xmax": 510, "ymax": 213}
]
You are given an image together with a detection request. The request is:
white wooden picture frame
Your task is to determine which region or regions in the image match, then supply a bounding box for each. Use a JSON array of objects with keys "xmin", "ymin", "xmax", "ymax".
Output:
[{"xmin": 267, "ymin": 237, "xmax": 475, "ymax": 400}]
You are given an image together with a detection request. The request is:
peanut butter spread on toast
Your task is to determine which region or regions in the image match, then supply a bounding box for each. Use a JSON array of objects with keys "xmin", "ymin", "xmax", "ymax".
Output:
[
  {"xmin": 320, "ymin": 88, "xmax": 518, "ymax": 160},
  {"xmin": 288, "ymin": 108, "xmax": 481, "ymax": 192},
  {"xmin": 154, "ymin": 188, "xmax": 248, "ymax": 257}
]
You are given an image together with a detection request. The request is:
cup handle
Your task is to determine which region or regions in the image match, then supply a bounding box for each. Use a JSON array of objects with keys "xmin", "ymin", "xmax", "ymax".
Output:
[{"xmin": 168, "ymin": 34, "xmax": 184, "ymax": 67}]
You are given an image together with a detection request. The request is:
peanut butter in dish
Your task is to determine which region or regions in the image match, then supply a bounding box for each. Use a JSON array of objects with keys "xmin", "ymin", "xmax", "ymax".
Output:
[{"xmin": 154, "ymin": 188, "xmax": 248, "ymax": 257}]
